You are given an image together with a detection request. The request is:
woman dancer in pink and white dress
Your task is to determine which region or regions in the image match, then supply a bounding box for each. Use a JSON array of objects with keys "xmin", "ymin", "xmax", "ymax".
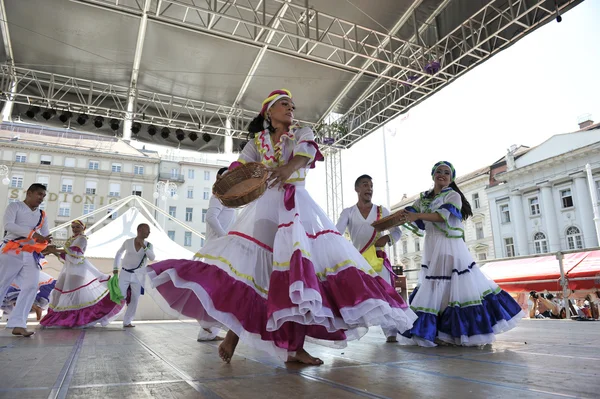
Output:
[
  {"xmin": 147, "ymin": 89, "xmax": 416, "ymax": 365},
  {"xmin": 40, "ymin": 220, "xmax": 123, "ymax": 328}
]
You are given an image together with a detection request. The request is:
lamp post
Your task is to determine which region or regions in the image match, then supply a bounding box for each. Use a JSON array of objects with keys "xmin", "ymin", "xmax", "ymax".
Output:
[
  {"xmin": 0, "ymin": 165, "xmax": 10, "ymax": 186},
  {"xmin": 153, "ymin": 180, "xmax": 178, "ymax": 227}
]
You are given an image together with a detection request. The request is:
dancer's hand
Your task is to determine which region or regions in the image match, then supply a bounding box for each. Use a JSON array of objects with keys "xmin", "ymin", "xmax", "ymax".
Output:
[
  {"xmin": 113, "ymin": 270, "xmax": 119, "ymax": 275},
  {"xmin": 267, "ymin": 164, "xmax": 295, "ymax": 190},
  {"xmin": 32, "ymin": 232, "xmax": 48, "ymax": 243},
  {"xmin": 403, "ymin": 211, "xmax": 419, "ymax": 223},
  {"xmin": 374, "ymin": 235, "xmax": 391, "ymax": 247}
]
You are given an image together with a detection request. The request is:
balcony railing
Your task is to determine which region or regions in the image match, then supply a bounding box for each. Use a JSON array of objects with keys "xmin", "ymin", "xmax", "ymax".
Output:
[{"xmin": 159, "ymin": 173, "xmax": 185, "ymax": 183}]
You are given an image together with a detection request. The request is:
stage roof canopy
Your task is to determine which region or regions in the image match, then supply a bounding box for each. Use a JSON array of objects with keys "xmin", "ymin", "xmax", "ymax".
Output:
[{"xmin": 0, "ymin": 0, "xmax": 583, "ymax": 152}]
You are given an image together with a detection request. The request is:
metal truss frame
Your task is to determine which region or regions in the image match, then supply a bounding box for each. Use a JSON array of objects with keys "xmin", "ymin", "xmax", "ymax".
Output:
[
  {"xmin": 332, "ymin": 0, "xmax": 576, "ymax": 148},
  {"xmin": 324, "ymin": 147, "xmax": 343, "ymax": 221}
]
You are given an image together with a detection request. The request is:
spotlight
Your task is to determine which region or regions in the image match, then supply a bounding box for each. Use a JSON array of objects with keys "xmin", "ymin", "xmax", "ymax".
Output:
[
  {"xmin": 147, "ymin": 125, "xmax": 157, "ymax": 136},
  {"xmin": 160, "ymin": 127, "xmax": 170, "ymax": 139},
  {"xmin": 77, "ymin": 114, "xmax": 89, "ymax": 125},
  {"xmin": 202, "ymin": 133, "xmax": 212, "ymax": 143},
  {"xmin": 131, "ymin": 122, "xmax": 141, "ymax": 134},
  {"xmin": 59, "ymin": 111, "xmax": 72, "ymax": 123},
  {"xmin": 25, "ymin": 106, "xmax": 40, "ymax": 119},
  {"xmin": 109, "ymin": 118, "xmax": 120, "ymax": 131},
  {"xmin": 175, "ymin": 129, "xmax": 185, "ymax": 141},
  {"xmin": 42, "ymin": 109, "xmax": 56, "ymax": 120},
  {"xmin": 188, "ymin": 132, "xmax": 198, "ymax": 141},
  {"xmin": 93, "ymin": 116, "xmax": 104, "ymax": 128}
]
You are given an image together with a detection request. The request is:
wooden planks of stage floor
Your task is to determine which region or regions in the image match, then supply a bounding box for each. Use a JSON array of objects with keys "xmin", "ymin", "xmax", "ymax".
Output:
[{"xmin": 0, "ymin": 319, "xmax": 598, "ymax": 399}]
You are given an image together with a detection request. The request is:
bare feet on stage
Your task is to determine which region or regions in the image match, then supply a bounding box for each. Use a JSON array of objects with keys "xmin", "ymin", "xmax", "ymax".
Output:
[
  {"xmin": 12, "ymin": 327, "xmax": 35, "ymax": 337},
  {"xmin": 218, "ymin": 330, "xmax": 239, "ymax": 363},
  {"xmin": 197, "ymin": 328, "xmax": 224, "ymax": 342},
  {"xmin": 386, "ymin": 336, "xmax": 398, "ymax": 343},
  {"xmin": 286, "ymin": 348, "xmax": 323, "ymax": 366},
  {"xmin": 32, "ymin": 305, "xmax": 43, "ymax": 321},
  {"xmin": 123, "ymin": 324, "xmax": 136, "ymax": 328}
]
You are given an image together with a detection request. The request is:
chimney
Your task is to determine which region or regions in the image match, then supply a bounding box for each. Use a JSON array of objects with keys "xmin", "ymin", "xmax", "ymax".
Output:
[{"xmin": 577, "ymin": 113, "xmax": 594, "ymax": 130}]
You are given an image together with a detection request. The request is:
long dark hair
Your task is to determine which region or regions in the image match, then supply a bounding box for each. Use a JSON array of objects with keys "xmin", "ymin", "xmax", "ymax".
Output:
[
  {"xmin": 425, "ymin": 182, "xmax": 473, "ymax": 221},
  {"xmin": 247, "ymin": 114, "xmax": 274, "ymax": 137}
]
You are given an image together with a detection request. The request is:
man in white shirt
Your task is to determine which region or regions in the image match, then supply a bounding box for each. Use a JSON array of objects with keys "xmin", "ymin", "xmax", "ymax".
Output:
[
  {"xmin": 336, "ymin": 175, "xmax": 401, "ymax": 342},
  {"xmin": 0, "ymin": 184, "xmax": 51, "ymax": 336},
  {"xmin": 113, "ymin": 223, "xmax": 155, "ymax": 327},
  {"xmin": 197, "ymin": 167, "xmax": 236, "ymax": 342}
]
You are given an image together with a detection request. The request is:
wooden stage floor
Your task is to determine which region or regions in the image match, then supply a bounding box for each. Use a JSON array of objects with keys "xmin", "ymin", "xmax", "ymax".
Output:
[{"xmin": 0, "ymin": 319, "xmax": 598, "ymax": 398}]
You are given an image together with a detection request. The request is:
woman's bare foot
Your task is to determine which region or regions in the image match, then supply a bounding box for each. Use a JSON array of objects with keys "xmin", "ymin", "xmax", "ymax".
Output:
[
  {"xmin": 218, "ymin": 330, "xmax": 239, "ymax": 363},
  {"xmin": 11, "ymin": 327, "xmax": 34, "ymax": 337},
  {"xmin": 386, "ymin": 336, "xmax": 397, "ymax": 343},
  {"xmin": 286, "ymin": 348, "xmax": 323, "ymax": 366}
]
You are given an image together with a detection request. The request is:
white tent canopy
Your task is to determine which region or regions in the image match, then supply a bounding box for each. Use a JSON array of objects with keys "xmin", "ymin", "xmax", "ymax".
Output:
[{"xmin": 85, "ymin": 207, "xmax": 194, "ymax": 261}]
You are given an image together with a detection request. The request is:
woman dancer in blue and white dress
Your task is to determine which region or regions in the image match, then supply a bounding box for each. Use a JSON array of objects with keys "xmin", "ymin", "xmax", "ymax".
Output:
[{"xmin": 399, "ymin": 161, "xmax": 524, "ymax": 347}]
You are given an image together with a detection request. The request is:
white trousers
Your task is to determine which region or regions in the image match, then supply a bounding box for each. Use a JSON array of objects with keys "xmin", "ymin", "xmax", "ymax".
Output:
[
  {"xmin": 0, "ymin": 252, "xmax": 40, "ymax": 328},
  {"xmin": 379, "ymin": 267, "xmax": 398, "ymax": 339},
  {"xmin": 118, "ymin": 271, "xmax": 142, "ymax": 326}
]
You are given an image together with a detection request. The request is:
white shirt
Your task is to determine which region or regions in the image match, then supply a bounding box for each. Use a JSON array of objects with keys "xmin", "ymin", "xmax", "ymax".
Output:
[
  {"xmin": 113, "ymin": 238, "xmax": 156, "ymax": 271},
  {"xmin": 336, "ymin": 204, "xmax": 401, "ymax": 251},
  {"xmin": 205, "ymin": 195, "xmax": 236, "ymax": 242},
  {"xmin": 2, "ymin": 202, "xmax": 49, "ymax": 243}
]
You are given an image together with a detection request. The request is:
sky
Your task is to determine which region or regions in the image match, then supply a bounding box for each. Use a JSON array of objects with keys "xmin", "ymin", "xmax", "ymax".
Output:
[{"xmin": 305, "ymin": 0, "xmax": 600, "ymax": 213}]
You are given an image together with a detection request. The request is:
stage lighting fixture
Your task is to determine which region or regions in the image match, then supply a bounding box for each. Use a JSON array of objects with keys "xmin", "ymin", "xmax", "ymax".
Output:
[
  {"xmin": 25, "ymin": 106, "xmax": 40, "ymax": 119},
  {"xmin": 147, "ymin": 125, "xmax": 157, "ymax": 136},
  {"xmin": 42, "ymin": 109, "xmax": 56, "ymax": 120},
  {"xmin": 131, "ymin": 122, "xmax": 141, "ymax": 134},
  {"xmin": 188, "ymin": 132, "xmax": 198, "ymax": 141},
  {"xmin": 77, "ymin": 114, "xmax": 89, "ymax": 125},
  {"xmin": 175, "ymin": 129, "xmax": 185, "ymax": 141},
  {"xmin": 93, "ymin": 116, "xmax": 104, "ymax": 128},
  {"xmin": 109, "ymin": 118, "xmax": 120, "ymax": 131},
  {"xmin": 202, "ymin": 133, "xmax": 212, "ymax": 143},
  {"xmin": 59, "ymin": 111, "xmax": 72, "ymax": 123},
  {"xmin": 161, "ymin": 127, "xmax": 170, "ymax": 139}
]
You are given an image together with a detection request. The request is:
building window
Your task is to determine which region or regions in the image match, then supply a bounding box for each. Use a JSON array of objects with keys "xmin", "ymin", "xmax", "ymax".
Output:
[
  {"xmin": 533, "ymin": 232, "xmax": 548, "ymax": 254},
  {"xmin": 187, "ymin": 186, "xmax": 194, "ymax": 199},
  {"xmin": 204, "ymin": 171, "xmax": 210, "ymax": 180},
  {"xmin": 40, "ymin": 155, "xmax": 52, "ymax": 165},
  {"xmin": 85, "ymin": 181, "xmax": 97, "ymax": 195},
  {"xmin": 8, "ymin": 198, "xmax": 20, "ymax": 204},
  {"xmin": 169, "ymin": 186, "xmax": 177, "ymax": 198},
  {"xmin": 504, "ymin": 237, "xmax": 515, "ymax": 257},
  {"xmin": 477, "ymin": 252, "xmax": 487, "ymax": 261},
  {"xmin": 58, "ymin": 202, "xmax": 71, "ymax": 217},
  {"xmin": 64, "ymin": 157, "xmax": 76, "ymax": 167},
  {"xmin": 186, "ymin": 207, "xmax": 193, "ymax": 222},
  {"xmin": 132, "ymin": 184, "xmax": 143, "ymax": 196},
  {"xmin": 560, "ymin": 188, "xmax": 573, "ymax": 208},
  {"xmin": 500, "ymin": 204, "xmax": 511, "ymax": 223},
  {"xmin": 188, "ymin": 169, "xmax": 195, "ymax": 179},
  {"xmin": 184, "ymin": 232, "xmax": 192, "ymax": 247},
  {"xmin": 107, "ymin": 208, "xmax": 118, "ymax": 219},
  {"xmin": 36, "ymin": 176, "xmax": 49, "ymax": 188},
  {"xmin": 83, "ymin": 204, "xmax": 95, "ymax": 215},
  {"xmin": 169, "ymin": 206, "xmax": 176, "ymax": 218},
  {"xmin": 134, "ymin": 165, "xmax": 144, "ymax": 175},
  {"xmin": 475, "ymin": 222, "xmax": 484, "ymax": 240},
  {"xmin": 566, "ymin": 226, "xmax": 583, "ymax": 250},
  {"xmin": 39, "ymin": 202, "xmax": 46, "ymax": 211},
  {"xmin": 402, "ymin": 240, "xmax": 408, "ymax": 254},
  {"xmin": 415, "ymin": 239, "xmax": 420, "ymax": 252},
  {"xmin": 203, "ymin": 188, "xmax": 210, "ymax": 200},
  {"xmin": 168, "ymin": 231, "xmax": 175, "ymax": 241},
  {"xmin": 10, "ymin": 176, "xmax": 23, "ymax": 188},
  {"xmin": 596, "ymin": 180, "xmax": 600, "ymax": 200},
  {"xmin": 202, "ymin": 209, "xmax": 207, "ymax": 223},
  {"xmin": 472, "ymin": 193, "xmax": 480, "ymax": 209},
  {"xmin": 109, "ymin": 183, "xmax": 121, "ymax": 197},
  {"xmin": 89, "ymin": 160, "xmax": 99, "ymax": 170},
  {"xmin": 15, "ymin": 152, "xmax": 27, "ymax": 163},
  {"xmin": 529, "ymin": 197, "xmax": 540, "ymax": 216},
  {"xmin": 171, "ymin": 168, "xmax": 179, "ymax": 179},
  {"xmin": 201, "ymin": 234, "xmax": 205, "ymax": 247},
  {"xmin": 111, "ymin": 163, "xmax": 122, "ymax": 173},
  {"xmin": 61, "ymin": 178, "xmax": 73, "ymax": 193}
]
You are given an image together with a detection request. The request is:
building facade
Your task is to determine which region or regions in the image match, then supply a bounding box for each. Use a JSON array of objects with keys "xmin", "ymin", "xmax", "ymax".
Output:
[
  {"xmin": 486, "ymin": 124, "xmax": 600, "ymax": 258},
  {"xmin": 391, "ymin": 166, "xmax": 495, "ymax": 290},
  {"xmin": 155, "ymin": 157, "xmax": 231, "ymax": 251},
  {"xmin": 0, "ymin": 125, "xmax": 160, "ymax": 240}
]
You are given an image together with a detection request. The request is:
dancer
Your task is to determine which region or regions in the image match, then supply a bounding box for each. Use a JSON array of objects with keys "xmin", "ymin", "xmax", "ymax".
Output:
[
  {"xmin": 147, "ymin": 89, "xmax": 416, "ymax": 365},
  {"xmin": 196, "ymin": 167, "xmax": 236, "ymax": 342},
  {"xmin": 336, "ymin": 174, "xmax": 401, "ymax": 342},
  {"xmin": 113, "ymin": 224, "xmax": 155, "ymax": 328},
  {"xmin": 40, "ymin": 220, "xmax": 123, "ymax": 328},
  {"xmin": 0, "ymin": 183, "xmax": 50, "ymax": 336},
  {"xmin": 1, "ymin": 271, "xmax": 56, "ymax": 321},
  {"xmin": 399, "ymin": 161, "xmax": 523, "ymax": 347}
]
